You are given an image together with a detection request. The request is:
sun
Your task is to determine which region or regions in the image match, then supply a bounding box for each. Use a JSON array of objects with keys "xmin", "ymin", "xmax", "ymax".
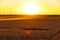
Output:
[{"xmin": 21, "ymin": 2, "xmax": 40, "ymax": 15}]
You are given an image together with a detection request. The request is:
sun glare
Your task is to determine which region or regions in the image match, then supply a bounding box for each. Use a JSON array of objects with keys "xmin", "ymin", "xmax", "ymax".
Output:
[
  {"xmin": 21, "ymin": 2, "xmax": 40, "ymax": 15},
  {"xmin": 0, "ymin": 0, "xmax": 60, "ymax": 15}
]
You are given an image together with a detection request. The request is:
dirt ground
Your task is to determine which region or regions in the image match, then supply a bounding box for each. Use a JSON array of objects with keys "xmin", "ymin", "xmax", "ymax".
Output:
[{"xmin": 0, "ymin": 16, "xmax": 60, "ymax": 40}]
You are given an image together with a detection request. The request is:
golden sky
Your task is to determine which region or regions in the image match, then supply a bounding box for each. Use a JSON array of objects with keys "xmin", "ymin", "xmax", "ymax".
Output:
[{"xmin": 0, "ymin": 0, "xmax": 60, "ymax": 15}]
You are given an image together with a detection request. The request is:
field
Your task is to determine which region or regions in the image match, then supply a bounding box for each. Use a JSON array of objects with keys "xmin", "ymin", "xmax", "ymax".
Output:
[{"xmin": 0, "ymin": 15, "xmax": 60, "ymax": 40}]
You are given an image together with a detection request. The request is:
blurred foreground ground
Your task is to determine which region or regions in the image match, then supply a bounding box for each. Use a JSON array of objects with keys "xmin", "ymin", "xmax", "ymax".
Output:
[{"xmin": 0, "ymin": 15, "xmax": 60, "ymax": 40}]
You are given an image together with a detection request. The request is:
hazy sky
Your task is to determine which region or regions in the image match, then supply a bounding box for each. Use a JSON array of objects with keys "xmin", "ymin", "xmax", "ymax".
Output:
[{"xmin": 0, "ymin": 0, "xmax": 60, "ymax": 15}]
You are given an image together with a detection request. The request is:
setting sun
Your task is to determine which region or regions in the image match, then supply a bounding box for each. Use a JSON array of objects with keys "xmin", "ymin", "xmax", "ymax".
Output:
[{"xmin": 21, "ymin": 2, "xmax": 40, "ymax": 15}]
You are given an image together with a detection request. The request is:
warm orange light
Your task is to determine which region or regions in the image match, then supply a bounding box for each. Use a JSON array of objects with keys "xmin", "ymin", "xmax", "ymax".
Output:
[{"xmin": 25, "ymin": 31, "xmax": 32, "ymax": 35}]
